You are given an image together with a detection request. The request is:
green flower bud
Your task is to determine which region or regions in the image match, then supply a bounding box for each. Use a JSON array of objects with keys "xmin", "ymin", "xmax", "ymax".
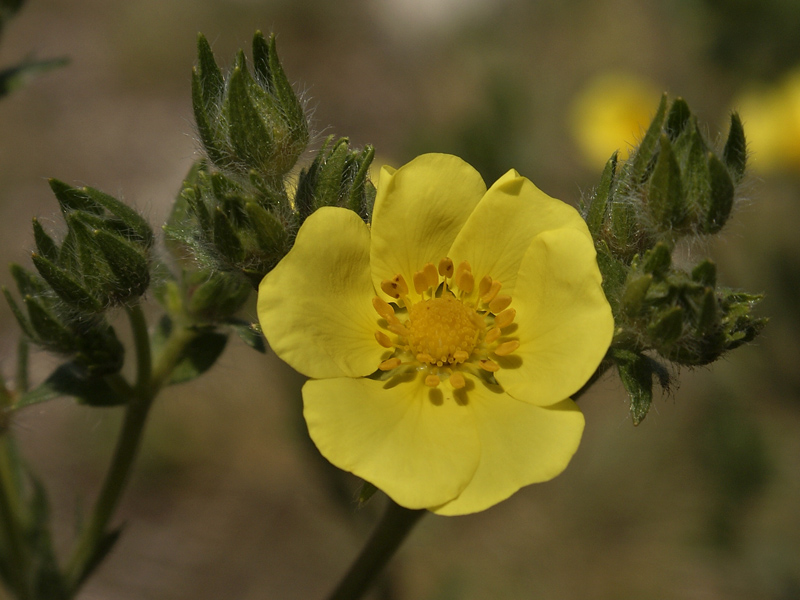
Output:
[
  {"xmin": 185, "ymin": 271, "xmax": 252, "ymax": 322},
  {"xmin": 583, "ymin": 95, "xmax": 746, "ymax": 264},
  {"xmin": 295, "ymin": 136, "xmax": 376, "ymax": 222},
  {"xmin": 4, "ymin": 265, "xmax": 125, "ymax": 375},
  {"xmin": 28, "ymin": 182, "xmax": 153, "ymax": 311},
  {"xmin": 192, "ymin": 31, "xmax": 309, "ymax": 179}
]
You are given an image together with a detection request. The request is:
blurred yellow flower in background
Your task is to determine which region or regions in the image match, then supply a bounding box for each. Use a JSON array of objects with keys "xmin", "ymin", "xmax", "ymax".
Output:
[
  {"xmin": 570, "ymin": 73, "xmax": 661, "ymax": 167},
  {"xmin": 735, "ymin": 68, "xmax": 800, "ymax": 172},
  {"xmin": 258, "ymin": 154, "xmax": 613, "ymax": 515}
]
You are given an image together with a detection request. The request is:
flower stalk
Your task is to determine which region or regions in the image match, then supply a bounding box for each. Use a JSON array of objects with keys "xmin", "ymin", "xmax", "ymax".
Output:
[{"xmin": 326, "ymin": 500, "xmax": 425, "ymax": 600}]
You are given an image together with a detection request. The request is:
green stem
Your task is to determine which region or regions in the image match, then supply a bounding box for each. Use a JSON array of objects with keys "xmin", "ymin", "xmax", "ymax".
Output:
[
  {"xmin": 63, "ymin": 305, "xmax": 197, "ymax": 593},
  {"xmin": 0, "ymin": 437, "xmax": 31, "ymax": 600},
  {"xmin": 326, "ymin": 500, "xmax": 425, "ymax": 600}
]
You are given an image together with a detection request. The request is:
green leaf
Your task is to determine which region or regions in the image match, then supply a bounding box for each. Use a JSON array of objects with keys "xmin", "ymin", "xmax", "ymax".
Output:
[
  {"xmin": 154, "ymin": 316, "xmax": 229, "ymax": 385},
  {"xmin": 226, "ymin": 318, "xmax": 266, "ymax": 353},
  {"xmin": 16, "ymin": 363, "xmax": 128, "ymax": 409},
  {"xmin": 613, "ymin": 349, "xmax": 655, "ymax": 425},
  {"xmin": 92, "ymin": 229, "xmax": 150, "ymax": 301}
]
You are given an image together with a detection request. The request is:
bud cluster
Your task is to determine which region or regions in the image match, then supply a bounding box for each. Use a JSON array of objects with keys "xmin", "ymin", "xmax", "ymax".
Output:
[
  {"xmin": 581, "ymin": 95, "xmax": 764, "ymax": 423},
  {"xmin": 3, "ymin": 181, "xmax": 154, "ymax": 375},
  {"xmin": 585, "ymin": 95, "xmax": 746, "ymax": 262},
  {"xmin": 171, "ymin": 33, "xmax": 376, "ymax": 288}
]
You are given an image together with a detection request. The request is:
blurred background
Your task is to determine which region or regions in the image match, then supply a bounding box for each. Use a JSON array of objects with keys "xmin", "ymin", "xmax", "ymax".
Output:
[{"xmin": 1, "ymin": 0, "xmax": 799, "ymax": 598}]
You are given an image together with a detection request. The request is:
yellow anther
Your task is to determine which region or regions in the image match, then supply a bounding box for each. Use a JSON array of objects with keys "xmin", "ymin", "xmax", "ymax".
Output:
[
  {"xmin": 387, "ymin": 322, "xmax": 409, "ymax": 336},
  {"xmin": 438, "ymin": 257, "xmax": 454, "ymax": 278},
  {"xmin": 379, "ymin": 357, "xmax": 402, "ymax": 371},
  {"xmin": 413, "ymin": 270, "xmax": 429, "ymax": 295},
  {"xmin": 416, "ymin": 352, "xmax": 434, "ymax": 364},
  {"xmin": 493, "ymin": 340, "xmax": 520, "ymax": 356},
  {"xmin": 479, "ymin": 358, "xmax": 500, "ymax": 372},
  {"xmin": 481, "ymin": 280, "xmax": 502, "ymax": 304},
  {"xmin": 381, "ymin": 274, "xmax": 409, "ymax": 299},
  {"xmin": 454, "ymin": 260, "xmax": 472, "ymax": 284},
  {"xmin": 494, "ymin": 308, "xmax": 516, "ymax": 329},
  {"xmin": 484, "ymin": 327, "xmax": 501, "ymax": 344},
  {"xmin": 453, "ymin": 350, "xmax": 470, "ymax": 363},
  {"xmin": 423, "ymin": 263, "xmax": 439, "ymax": 288},
  {"xmin": 372, "ymin": 296, "xmax": 396, "ymax": 321},
  {"xmin": 457, "ymin": 270, "xmax": 474, "ymax": 294},
  {"xmin": 449, "ymin": 371, "xmax": 466, "ymax": 389},
  {"xmin": 478, "ymin": 275, "xmax": 493, "ymax": 297},
  {"xmin": 488, "ymin": 294, "xmax": 512, "ymax": 314},
  {"xmin": 375, "ymin": 331, "xmax": 393, "ymax": 348},
  {"xmin": 424, "ymin": 374, "xmax": 441, "ymax": 387}
]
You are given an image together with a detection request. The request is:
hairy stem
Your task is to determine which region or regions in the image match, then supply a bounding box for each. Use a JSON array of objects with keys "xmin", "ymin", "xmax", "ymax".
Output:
[{"xmin": 63, "ymin": 305, "xmax": 198, "ymax": 593}]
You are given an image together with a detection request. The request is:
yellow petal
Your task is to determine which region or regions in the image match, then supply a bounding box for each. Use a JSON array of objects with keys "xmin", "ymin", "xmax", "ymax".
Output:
[
  {"xmin": 370, "ymin": 154, "xmax": 486, "ymax": 301},
  {"xmin": 258, "ymin": 207, "xmax": 383, "ymax": 379},
  {"xmin": 495, "ymin": 228, "xmax": 613, "ymax": 406},
  {"xmin": 433, "ymin": 393, "xmax": 584, "ymax": 516},
  {"xmin": 449, "ymin": 170, "xmax": 591, "ymax": 297},
  {"xmin": 304, "ymin": 376, "xmax": 481, "ymax": 509}
]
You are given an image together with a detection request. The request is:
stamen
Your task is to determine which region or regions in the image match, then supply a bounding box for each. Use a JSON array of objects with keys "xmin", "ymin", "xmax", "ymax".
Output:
[
  {"xmin": 493, "ymin": 340, "xmax": 520, "ymax": 356},
  {"xmin": 494, "ymin": 308, "xmax": 516, "ymax": 329},
  {"xmin": 423, "ymin": 263, "xmax": 439, "ymax": 289},
  {"xmin": 484, "ymin": 327, "xmax": 501, "ymax": 344},
  {"xmin": 454, "ymin": 260, "xmax": 471, "ymax": 285},
  {"xmin": 478, "ymin": 275, "xmax": 493, "ymax": 297},
  {"xmin": 479, "ymin": 358, "xmax": 500, "ymax": 372},
  {"xmin": 424, "ymin": 374, "xmax": 441, "ymax": 387},
  {"xmin": 412, "ymin": 270, "xmax": 429, "ymax": 295},
  {"xmin": 449, "ymin": 371, "xmax": 466, "ymax": 389},
  {"xmin": 481, "ymin": 280, "xmax": 502, "ymax": 304},
  {"xmin": 375, "ymin": 331, "xmax": 394, "ymax": 348},
  {"xmin": 380, "ymin": 274, "xmax": 409, "ymax": 299},
  {"xmin": 488, "ymin": 294, "xmax": 512, "ymax": 314},
  {"xmin": 453, "ymin": 350, "xmax": 470, "ymax": 363},
  {"xmin": 457, "ymin": 270, "xmax": 474, "ymax": 294},
  {"xmin": 438, "ymin": 257, "xmax": 454, "ymax": 278},
  {"xmin": 372, "ymin": 296, "xmax": 396, "ymax": 322},
  {"xmin": 386, "ymin": 322, "xmax": 409, "ymax": 336},
  {"xmin": 416, "ymin": 352, "xmax": 434, "ymax": 364},
  {"xmin": 379, "ymin": 357, "xmax": 402, "ymax": 370}
]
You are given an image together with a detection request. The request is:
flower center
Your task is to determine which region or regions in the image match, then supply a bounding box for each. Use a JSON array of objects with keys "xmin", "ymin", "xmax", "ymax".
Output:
[
  {"xmin": 372, "ymin": 257, "xmax": 520, "ymax": 390},
  {"xmin": 407, "ymin": 295, "xmax": 482, "ymax": 367}
]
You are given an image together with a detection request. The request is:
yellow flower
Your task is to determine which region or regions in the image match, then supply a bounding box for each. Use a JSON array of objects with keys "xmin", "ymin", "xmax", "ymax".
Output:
[
  {"xmin": 258, "ymin": 154, "xmax": 613, "ymax": 515},
  {"xmin": 570, "ymin": 73, "xmax": 660, "ymax": 166},
  {"xmin": 735, "ymin": 68, "xmax": 800, "ymax": 172}
]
